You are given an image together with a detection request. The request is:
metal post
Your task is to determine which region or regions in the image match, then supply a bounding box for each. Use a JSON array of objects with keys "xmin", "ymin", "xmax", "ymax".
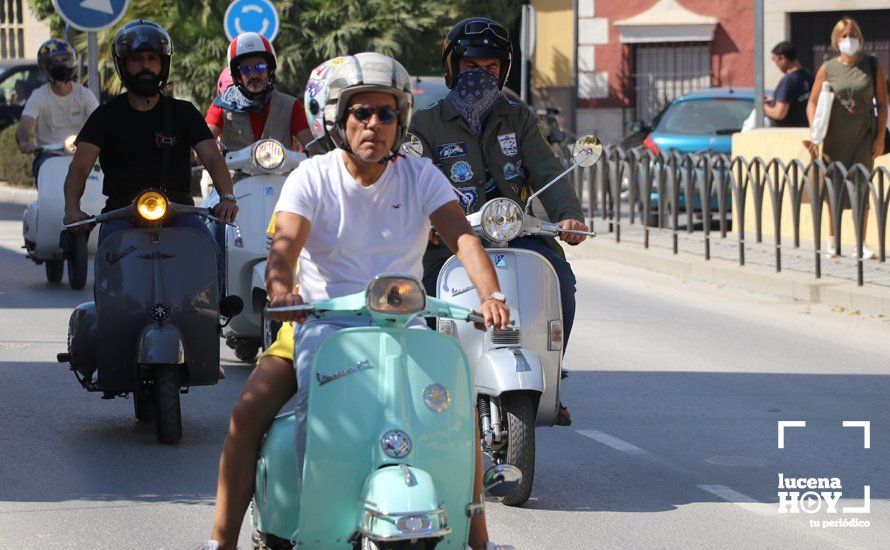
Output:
[
  {"xmin": 754, "ymin": 0, "xmax": 764, "ymax": 128},
  {"xmin": 571, "ymin": 0, "xmax": 579, "ymax": 136},
  {"xmin": 520, "ymin": 4, "xmax": 530, "ymax": 104},
  {"xmin": 87, "ymin": 32, "xmax": 100, "ymax": 101}
]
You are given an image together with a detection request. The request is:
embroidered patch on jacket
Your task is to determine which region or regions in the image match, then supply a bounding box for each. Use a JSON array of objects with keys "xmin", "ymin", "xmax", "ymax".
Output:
[
  {"xmin": 450, "ymin": 160, "xmax": 474, "ymax": 183},
  {"xmin": 497, "ymin": 132, "xmax": 518, "ymax": 156},
  {"xmin": 437, "ymin": 141, "xmax": 467, "ymax": 159},
  {"xmin": 503, "ymin": 161, "xmax": 520, "ymax": 180},
  {"xmin": 456, "ymin": 186, "xmax": 478, "ymax": 208}
]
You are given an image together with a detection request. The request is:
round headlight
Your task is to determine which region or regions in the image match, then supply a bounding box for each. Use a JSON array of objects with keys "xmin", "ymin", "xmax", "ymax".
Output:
[
  {"xmin": 254, "ymin": 139, "xmax": 285, "ymax": 170},
  {"xmin": 365, "ymin": 275, "xmax": 426, "ymax": 315},
  {"xmin": 136, "ymin": 191, "xmax": 168, "ymax": 221},
  {"xmin": 480, "ymin": 198, "xmax": 523, "ymax": 242}
]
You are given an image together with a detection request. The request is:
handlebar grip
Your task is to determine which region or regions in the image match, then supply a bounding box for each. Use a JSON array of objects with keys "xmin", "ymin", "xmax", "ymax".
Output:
[{"xmin": 468, "ymin": 311, "xmax": 485, "ymax": 323}]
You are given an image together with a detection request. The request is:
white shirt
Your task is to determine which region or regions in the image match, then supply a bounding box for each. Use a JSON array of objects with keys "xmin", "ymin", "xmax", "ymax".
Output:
[
  {"xmin": 22, "ymin": 83, "xmax": 99, "ymax": 147},
  {"xmin": 275, "ymin": 150, "xmax": 458, "ymax": 302}
]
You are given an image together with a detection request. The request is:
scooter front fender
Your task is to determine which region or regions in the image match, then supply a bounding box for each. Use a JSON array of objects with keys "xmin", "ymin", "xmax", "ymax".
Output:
[
  {"xmin": 475, "ymin": 348, "xmax": 544, "ymax": 396},
  {"xmin": 358, "ymin": 465, "xmax": 451, "ymax": 542},
  {"xmin": 137, "ymin": 323, "xmax": 185, "ymax": 365}
]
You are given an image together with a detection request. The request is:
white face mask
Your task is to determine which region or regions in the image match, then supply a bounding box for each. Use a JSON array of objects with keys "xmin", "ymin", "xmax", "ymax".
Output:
[{"xmin": 838, "ymin": 37, "xmax": 860, "ymax": 56}]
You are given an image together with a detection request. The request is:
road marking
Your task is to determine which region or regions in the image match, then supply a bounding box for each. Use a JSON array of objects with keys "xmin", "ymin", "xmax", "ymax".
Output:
[
  {"xmin": 697, "ymin": 484, "xmax": 774, "ymax": 516},
  {"xmin": 576, "ymin": 429, "xmax": 647, "ymax": 455}
]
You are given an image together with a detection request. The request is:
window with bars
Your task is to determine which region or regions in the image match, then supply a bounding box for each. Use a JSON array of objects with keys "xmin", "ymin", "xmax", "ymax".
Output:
[
  {"xmin": 633, "ymin": 42, "xmax": 712, "ymax": 124},
  {"xmin": 0, "ymin": 0, "xmax": 26, "ymax": 59}
]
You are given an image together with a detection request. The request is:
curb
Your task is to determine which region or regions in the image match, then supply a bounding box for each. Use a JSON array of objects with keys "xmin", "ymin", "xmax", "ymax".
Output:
[
  {"xmin": 0, "ymin": 182, "xmax": 37, "ymax": 206},
  {"xmin": 564, "ymin": 238, "xmax": 890, "ymax": 318}
]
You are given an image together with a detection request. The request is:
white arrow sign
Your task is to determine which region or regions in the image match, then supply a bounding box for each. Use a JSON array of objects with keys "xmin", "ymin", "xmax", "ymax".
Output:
[{"xmin": 80, "ymin": 0, "xmax": 114, "ymax": 14}]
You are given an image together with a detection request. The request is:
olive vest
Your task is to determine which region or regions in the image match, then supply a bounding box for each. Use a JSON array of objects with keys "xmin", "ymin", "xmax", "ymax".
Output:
[{"xmin": 220, "ymin": 89, "xmax": 296, "ymax": 149}]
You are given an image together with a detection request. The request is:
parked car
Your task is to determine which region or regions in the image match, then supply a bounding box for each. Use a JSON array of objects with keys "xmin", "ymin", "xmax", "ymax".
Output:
[
  {"xmin": 638, "ymin": 87, "xmax": 761, "ymax": 226},
  {"xmin": 618, "ymin": 101, "xmax": 671, "ymax": 150},
  {"xmin": 0, "ymin": 62, "xmax": 45, "ymax": 131}
]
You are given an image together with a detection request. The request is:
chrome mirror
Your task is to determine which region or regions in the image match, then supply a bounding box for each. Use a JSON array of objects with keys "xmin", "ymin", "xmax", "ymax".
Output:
[
  {"xmin": 483, "ymin": 464, "xmax": 522, "ymax": 498},
  {"xmin": 572, "ymin": 134, "xmax": 603, "ymax": 167},
  {"xmin": 401, "ymin": 133, "xmax": 424, "ymax": 158}
]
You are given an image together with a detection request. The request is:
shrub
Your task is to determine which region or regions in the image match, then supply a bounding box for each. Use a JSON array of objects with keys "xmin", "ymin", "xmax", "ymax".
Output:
[{"xmin": 0, "ymin": 125, "xmax": 33, "ymax": 187}]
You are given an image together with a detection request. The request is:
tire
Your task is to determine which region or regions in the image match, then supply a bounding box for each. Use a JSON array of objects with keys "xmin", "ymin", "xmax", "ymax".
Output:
[
  {"xmin": 499, "ymin": 392, "xmax": 536, "ymax": 507},
  {"xmin": 252, "ymin": 531, "xmax": 292, "ymax": 550},
  {"xmin": 66, "ymin": 231, "xmax": 88, "ymax": 290},
  {"xmin": 45, "ymin": 259, "xmax": 63, "ymax": 283},
  {"xmin": 235, "ymin": 340, "xmax": 260, "ymax": 362},
  {"xmin": 153, "ymin": 365, "xmax": 182, "ymax": 444},
  {"xmin": 361, "ymin": 537, "xmax": 436, "ymax": 550},
  {"xmin": 261, "ymin": 311, "xmax": 281, "ymax": 352},
  {"xmin": 133, "ymin": 385, "xmax": 156, "ymax": 423}
]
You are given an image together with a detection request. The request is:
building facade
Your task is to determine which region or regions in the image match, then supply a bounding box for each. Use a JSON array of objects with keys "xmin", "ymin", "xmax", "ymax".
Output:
[{"xmin": 0, "ymin": 1, "xmax": 50, "ymax": 61}]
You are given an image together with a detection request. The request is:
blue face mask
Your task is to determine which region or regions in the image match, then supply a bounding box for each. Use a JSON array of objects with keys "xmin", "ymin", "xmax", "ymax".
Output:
[{"xmin": 450, "ymin": 67, "xmax": 505, "ymax": 137}]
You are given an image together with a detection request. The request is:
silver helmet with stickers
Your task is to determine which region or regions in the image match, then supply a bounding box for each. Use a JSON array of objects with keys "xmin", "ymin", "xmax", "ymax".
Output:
[
  {"xmin": 322, "ymin": 52, "xmax": 414, "ymax": 156},
  {"xmin": 304, "ymin": 56, "xmax": 348, "ymax": 143}
]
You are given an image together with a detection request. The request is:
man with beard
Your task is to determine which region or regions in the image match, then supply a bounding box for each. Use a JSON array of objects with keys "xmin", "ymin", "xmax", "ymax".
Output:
[
  {"xmin": 409, "ymin": 17, "xmax": 589, "ymax": 426},
  {"xmin": 62, "ymin": 20, "xmax": 237, "ymax": 274},
  {"xmin": 205, "ymin": 32, "xmax": 313, "ymax": 153},
  {"xmin": 16, "ymin": 38, "xmax": 98, "ymax": 182}
]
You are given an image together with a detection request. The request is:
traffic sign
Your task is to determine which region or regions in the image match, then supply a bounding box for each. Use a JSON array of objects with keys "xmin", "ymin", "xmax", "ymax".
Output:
[
  {"xmin": 52, "ymin": 0, "xmax": 130, "ymax": 32},
  {"xmin": 224, "ymin": 0, "xmax": 280, "ymax": 43}
]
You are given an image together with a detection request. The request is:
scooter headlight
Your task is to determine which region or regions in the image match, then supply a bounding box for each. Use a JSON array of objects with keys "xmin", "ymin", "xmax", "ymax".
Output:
[
  {"xmin": 63, "ymin": 135, "xmax": 77, "ymax": 154},
  {"xmin": 254, "ymin": 139, "xmax": 285, "ymax": 170},
  {"xmin": 136, "ymin": 191, "xmax": 168, "ymax": 221},
  {"xmin": 366, "ymin": 275, "xmax": 426, "ymax": 315},
  {"xmin": 480, "ymin": 198, "xmax": 523, "ymax": 242}
]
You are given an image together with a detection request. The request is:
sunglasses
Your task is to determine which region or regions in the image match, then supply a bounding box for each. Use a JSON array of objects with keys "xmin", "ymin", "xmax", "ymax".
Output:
[
  {"xmin": 238, "ymin": 63, "xmax": 268, "ymax": 76},
  {"xmin": 463, "ymin": 21, "xmax": 509, "ymax": 42},
  {"xmin": 348, "ymin": 105, "xmax": 399, "ymax": 125}
]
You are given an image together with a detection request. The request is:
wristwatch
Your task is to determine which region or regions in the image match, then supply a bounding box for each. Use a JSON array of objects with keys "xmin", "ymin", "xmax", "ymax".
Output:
[
  {"xmin": 222, "ymin": 193, "xmax": 237, "ymax": 203},
  {"xmin": 485, "ymin": 291, "xmax": 507, "ymax": 303}
]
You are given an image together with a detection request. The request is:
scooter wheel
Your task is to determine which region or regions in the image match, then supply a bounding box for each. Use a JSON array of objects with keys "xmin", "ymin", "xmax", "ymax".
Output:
[
  {"xmin": 361, "ymin": 537, "xmax": 437, "ymax": 549},
  {"xmin": 499, "ymin": 392, "xmax": 536, "ymax": 507},
  {"xmin": 66, "ymin": 231, "xmax": 89, "ymax": 290},
  {"xmin": 153, "ymin": 365, "xmax": 182, "ymax": 444},
  {"xmin": 235, "ymin": 341, "xmax": 260, "ymax": 363},
  {"xmin": 133, "ymin": 386, "xmax": 156, "ymax": 423},
  {"xmin": 45, "ymin": 259, "xmax": 64, "ymax": 283}
]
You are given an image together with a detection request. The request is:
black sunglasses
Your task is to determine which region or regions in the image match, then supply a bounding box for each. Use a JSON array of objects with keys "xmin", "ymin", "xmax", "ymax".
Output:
[
  {"xmin": 464, "ymin": 21, "xmax": 509, "ymax": 42},
  {"xmin": 348, "ymin": 105, "xmax": 399, "ymax": 125}
]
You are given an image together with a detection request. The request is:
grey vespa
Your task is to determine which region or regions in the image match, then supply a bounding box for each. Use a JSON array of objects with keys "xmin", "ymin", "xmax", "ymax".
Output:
[{"xmin": 57, "ymin": 190, "xmax": 243, "ymax": 444}]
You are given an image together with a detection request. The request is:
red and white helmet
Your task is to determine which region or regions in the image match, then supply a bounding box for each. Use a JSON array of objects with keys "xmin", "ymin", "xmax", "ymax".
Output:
[{"xmin": 227, "ymin": 32, "xmax": 277, "ymax": 87}]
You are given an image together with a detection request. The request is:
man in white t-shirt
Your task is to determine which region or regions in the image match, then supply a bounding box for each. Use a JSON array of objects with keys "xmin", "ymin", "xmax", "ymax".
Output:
[
  {"xmin": 16, "ymin": 38, "xmax": 99, "ymax": 183},
  {"xmin": 207, "ymin": 53, "xmax": 512, "ymax": 550}
]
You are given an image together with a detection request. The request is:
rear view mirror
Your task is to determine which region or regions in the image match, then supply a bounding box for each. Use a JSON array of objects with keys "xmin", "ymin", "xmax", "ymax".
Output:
[
  {"xmin": 572, "ymin": 134, "xmax": 603, "ymax": 167},
  {"xmin": 401, "ymin": 134, "xmax": 424, "ymax": 158}
]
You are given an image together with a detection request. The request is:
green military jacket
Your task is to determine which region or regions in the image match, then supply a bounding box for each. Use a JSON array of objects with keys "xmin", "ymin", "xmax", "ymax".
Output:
[{"xmin": 409, "ymin": 94, "xmax": 584, "ymax": 272}]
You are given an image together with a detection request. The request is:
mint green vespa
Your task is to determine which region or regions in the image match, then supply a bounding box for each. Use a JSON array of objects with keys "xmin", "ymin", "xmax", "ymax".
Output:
[{"xmin": 253, "ymin": 274, "xmax": 521, "ymax": 549}]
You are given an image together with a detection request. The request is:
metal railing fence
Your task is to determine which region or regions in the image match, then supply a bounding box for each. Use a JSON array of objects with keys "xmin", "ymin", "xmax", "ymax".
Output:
[{"xmin": 570, "ymin": 147, "xmax": 890, "ymax": 286}]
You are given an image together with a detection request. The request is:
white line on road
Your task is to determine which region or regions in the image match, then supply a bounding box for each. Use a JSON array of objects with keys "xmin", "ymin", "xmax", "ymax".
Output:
[
  {"xmin": 576, "ymin": 429, "xmax": 648, "ymax": 455},
  {"xmin": 697, "ymin": 484, "xmax": 774, "ymax": 516}
]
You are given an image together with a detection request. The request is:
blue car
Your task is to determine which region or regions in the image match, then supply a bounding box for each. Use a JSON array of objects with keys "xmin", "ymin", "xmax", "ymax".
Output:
[{"xmin": 639, "ymin": 88, "xmax": 757, "ymax": 224}]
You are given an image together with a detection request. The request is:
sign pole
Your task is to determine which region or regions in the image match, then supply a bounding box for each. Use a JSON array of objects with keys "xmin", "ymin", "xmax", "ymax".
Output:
[
  {"xmin": 87, "ymin": 31, "xmax": 100, "ymax": 100},
  {"xmin": 754, "ymin": 0, "xmax": 764, "ymax": 128}
]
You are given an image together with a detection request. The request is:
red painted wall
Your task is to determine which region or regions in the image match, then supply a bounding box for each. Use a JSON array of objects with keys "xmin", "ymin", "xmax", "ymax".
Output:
[{"xmin": 581, "ymin": 0, "xmax": 755, "ymax": 109}]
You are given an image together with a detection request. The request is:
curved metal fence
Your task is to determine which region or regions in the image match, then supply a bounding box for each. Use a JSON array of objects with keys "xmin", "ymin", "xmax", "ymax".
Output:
[{"xmin": 572, "ymin": 147, "xmax": 890, "ymax": 287}]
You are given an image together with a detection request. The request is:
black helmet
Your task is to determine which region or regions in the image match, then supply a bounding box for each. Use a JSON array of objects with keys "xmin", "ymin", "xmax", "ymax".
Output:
[
  {"xmin": 442, "ymin": 17, "xmax": 512, "ymax": 89},
  {"xmin": 37, "ymin": 39, "xmax": 77, "ymax": 83},
  {"xmin": 111, "ymin": 19, "xmax": 173, "ymax": 96}
]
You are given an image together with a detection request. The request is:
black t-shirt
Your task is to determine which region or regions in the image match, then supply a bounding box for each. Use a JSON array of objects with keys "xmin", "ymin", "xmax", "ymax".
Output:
[
  {"xmin": 77, "ymin": 93, "xmax": 212, "ymax": 212},
  {"xmin": 772, "ymin": 68, "xmax": 813, "ymax": 128}
]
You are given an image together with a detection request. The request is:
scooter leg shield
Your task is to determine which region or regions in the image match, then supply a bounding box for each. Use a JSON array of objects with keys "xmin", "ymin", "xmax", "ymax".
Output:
[
  {"xmin": 358, "ymin": 465, "xmax": 450, "ymax": 542},
  {"xmin": 136, "ymin": 324, "xmax": 185, "ymax": 365},
  {"xmin": 252, "ymin": 413, "xmax": 300, "ymax": 541},
  {"xmin": 67, "ymin": 302, "xmax": 98, "ymax": 379}
]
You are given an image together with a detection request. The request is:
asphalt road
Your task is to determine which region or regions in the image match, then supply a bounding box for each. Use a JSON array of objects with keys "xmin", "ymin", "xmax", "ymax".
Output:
[{"xmin": 0, "ymin": 201, "xmax": 888, "ymax": 550}]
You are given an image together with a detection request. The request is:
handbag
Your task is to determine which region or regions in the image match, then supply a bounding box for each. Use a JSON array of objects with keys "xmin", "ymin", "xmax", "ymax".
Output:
[{"xmin": 810, "ymin": 82, "xmax": 834, "ymax": 146}]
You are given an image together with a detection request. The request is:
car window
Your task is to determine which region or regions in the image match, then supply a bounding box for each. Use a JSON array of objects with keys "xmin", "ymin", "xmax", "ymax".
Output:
[
  {"xmin": 656, "ymin": 98, "xmax": 754, "ymax": 136},
  {"xmin": 0, "ymin": 67, "xmax": 45, "ymax": 106}
]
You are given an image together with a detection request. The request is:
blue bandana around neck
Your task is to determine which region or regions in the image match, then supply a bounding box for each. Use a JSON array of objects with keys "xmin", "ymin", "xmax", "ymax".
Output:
[
  {"xmin": 211, "ymin": 85, "xmax": 270, "ymax": 113},
  {"xmin": 450, "ymin": 68, "xmax": 505, "ymax": 137}
]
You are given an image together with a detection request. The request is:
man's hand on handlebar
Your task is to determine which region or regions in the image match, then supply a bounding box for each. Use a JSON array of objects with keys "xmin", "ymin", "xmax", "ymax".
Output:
[
  {"xmin": 19, "ymin": 143, "xmax": 35, "ymax": 154},
  {"xmin": 214, "ymin": 200, "xmax": 239, "ymax": 224},
  {"xmin": 557, "ymin": 219, "xmax": 590, "ymax": 245},
  {"xmin": 268, "ymin": 292, "xmax": 308, "ymax": 323},
  {"xmin": 475, "ymin": 298, "xmax": 510, "ymax": 331},
  {"xmin": 63, "ymin": 208, "xmax": 92, "ymax": 232}
]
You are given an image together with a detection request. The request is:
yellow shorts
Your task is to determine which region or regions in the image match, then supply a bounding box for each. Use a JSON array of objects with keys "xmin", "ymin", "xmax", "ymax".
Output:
[{"xmin": 258, "ymin": 321, "xmax": 295, "ymax": 363}]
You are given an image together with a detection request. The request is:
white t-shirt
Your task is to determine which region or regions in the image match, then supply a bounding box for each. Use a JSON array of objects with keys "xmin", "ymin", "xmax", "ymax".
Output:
[
  {"xmin": 275, "ymin": 150, "xmax": 458, "ymax": 302},
  {"xmin": 22, "ymin": 83, "xmax": 99, "ymax": 147}
]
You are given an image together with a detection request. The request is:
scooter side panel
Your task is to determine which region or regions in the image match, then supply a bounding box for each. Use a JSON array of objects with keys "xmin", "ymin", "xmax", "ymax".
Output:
[
  {"xmin": 95, "ymin": 228, "xmax": 219, "ymax": 390},
  {"xmin": 253, "ymin": 413, "xmax": 299, "ymax": 538},
  {"xmin": 438, "ymin": 249, "xmax": 563, "ymax": 425},
  {"xmin": 33, "ymin": 157, "xmax": 104, "ymax": 258},
  {"xmin": 294, "ymin": 327, "xmax": 474, "ymax": 548}
]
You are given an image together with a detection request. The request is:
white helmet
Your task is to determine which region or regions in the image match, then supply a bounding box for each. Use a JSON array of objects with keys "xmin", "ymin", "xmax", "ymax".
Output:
[
  {"xmin": 304, "ymin": 56, "xmax": 348, "ymax": 142},
  {"xmin": 323, "ymin": 52, "xmax": 414, "ymax": 156}
]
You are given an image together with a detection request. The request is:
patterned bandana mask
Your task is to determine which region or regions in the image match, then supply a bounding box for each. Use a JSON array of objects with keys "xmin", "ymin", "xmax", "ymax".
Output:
[
  {"xmin": 212, "ymin": 84, "xmax": 270, "ymax": 113},
  {"xmin": 450, "ymin": 68, "xmax": 505, "ymax": 137}
]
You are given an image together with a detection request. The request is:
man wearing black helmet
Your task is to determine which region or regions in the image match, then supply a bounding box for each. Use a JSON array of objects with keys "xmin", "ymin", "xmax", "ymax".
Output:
[
  {"xmin": 63, "ymin": 19, "xmax": 238, "ymax": 240},
  {"xmin": 410, "ymin": 17, "xmax": 588, "ymax": 425}
]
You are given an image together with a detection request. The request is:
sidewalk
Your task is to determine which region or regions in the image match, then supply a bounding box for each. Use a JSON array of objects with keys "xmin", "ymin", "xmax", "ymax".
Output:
[
  {"xmin": 0, "ymin": 182, "xmax": 36, "ymax": 205},
  {"xmin": 566, "ymin": 219, "xmax": 890, "ymax": 318}
]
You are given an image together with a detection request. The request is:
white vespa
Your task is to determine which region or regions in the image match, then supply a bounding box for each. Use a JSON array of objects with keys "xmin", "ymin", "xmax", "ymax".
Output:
[
  {"xmin": 22, "ymin": 136, "xmax": 105, "ymax": 289},
  {"xmin": 204, "ymin": 138, "xmax": 305, "ymax": 361},
  {"xmin": 403, "ymin": 134, "xmax": 602, "ymax": 506}
]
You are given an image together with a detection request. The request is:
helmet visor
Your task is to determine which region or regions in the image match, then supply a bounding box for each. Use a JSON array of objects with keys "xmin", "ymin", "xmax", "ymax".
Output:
[
  {"xmin": 464, "ymin": 21, "xmax": 510, "ymax": 42},
  {"xmin": 116, "ymin": 26, "xmax": 172, "ymax": 58}
]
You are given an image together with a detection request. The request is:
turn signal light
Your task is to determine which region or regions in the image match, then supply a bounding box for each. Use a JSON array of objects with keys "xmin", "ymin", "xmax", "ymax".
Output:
[{"xmin": 136, "ymin": 191, "xmax": 168, "ymax": 221}]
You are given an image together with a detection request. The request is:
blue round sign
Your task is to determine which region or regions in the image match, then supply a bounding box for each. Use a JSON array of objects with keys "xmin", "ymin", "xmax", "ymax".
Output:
[
  {"xmin": 224, "ymin": 0, "xmax": 280, "ymax": 43},
  {"xmin": 52, "ymin": 0, "xmax": 130, "ymax": 32}
]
